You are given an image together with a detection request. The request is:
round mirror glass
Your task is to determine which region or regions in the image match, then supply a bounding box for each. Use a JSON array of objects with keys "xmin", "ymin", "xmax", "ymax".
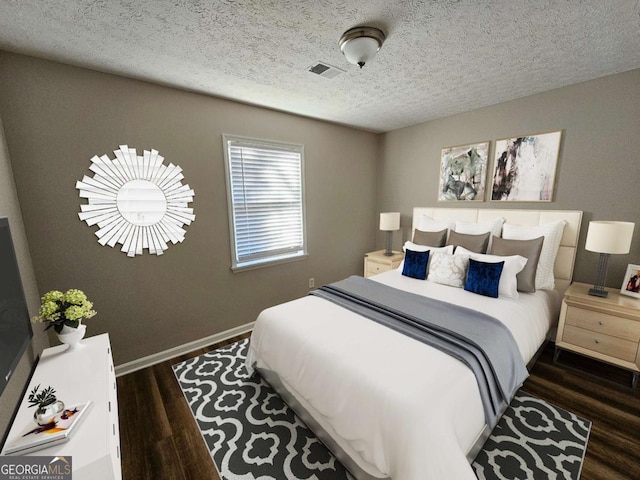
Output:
[{"xmin": 116, "ymin": 179, "xmax": 167, "ymax": 226}]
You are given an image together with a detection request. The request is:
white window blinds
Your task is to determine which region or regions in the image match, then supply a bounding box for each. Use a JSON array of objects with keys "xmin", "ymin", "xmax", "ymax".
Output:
[{"xmin": 223, "ymin": 135, "xmax": 306, "ymax": 270}]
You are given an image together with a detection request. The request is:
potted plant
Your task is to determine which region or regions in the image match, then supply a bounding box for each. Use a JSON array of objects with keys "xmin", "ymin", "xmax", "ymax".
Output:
[
  {"xmin": 32, "ymin": 289, "xmax": 96, "ymax": 332},
  {"xmin": 28, "ymin": 384, "xmax": 65, "ymax": 425},
  {"xmin": 32, "ymin": 289, "xmax": 96, "ymax": 349}
]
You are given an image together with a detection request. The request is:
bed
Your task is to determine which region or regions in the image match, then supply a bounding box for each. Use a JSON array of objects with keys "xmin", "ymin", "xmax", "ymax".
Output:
[{"xmin": 246, "ymin": 208, "xmax": 583, "ymax": 480}]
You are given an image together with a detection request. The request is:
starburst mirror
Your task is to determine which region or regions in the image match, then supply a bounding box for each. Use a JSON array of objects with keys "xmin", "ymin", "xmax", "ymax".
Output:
[{"xmin": 76, "ymin": 145, "xmax": 195, "ymax": 257}]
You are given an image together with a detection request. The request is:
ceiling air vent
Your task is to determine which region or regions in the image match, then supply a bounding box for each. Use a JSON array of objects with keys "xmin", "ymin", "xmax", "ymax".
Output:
[{"xmin": 308, "ymin": 62, "xmax": 345, "ymax": 79}]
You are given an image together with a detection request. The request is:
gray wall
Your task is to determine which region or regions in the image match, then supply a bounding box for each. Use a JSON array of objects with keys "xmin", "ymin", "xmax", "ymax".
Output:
[
  {"xmin": 377, "ymin": 69, "xmax": 640, "ymax": 288},
  {"xmin": 0, "ymin": 114, "xmax": 49, "ymax": 441},
  {"xmin": 0, "ymin": 52, "xmax": 379, "ymax": 366},
  {"xmin": 1, "ymin": 48, "xmax": 639, "ymax": 433}
]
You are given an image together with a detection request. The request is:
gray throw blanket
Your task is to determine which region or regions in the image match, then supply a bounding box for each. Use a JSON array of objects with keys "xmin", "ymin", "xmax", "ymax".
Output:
[{"xmin": 310, "ymin": 276, "xmax": 528, "ymax": 429}]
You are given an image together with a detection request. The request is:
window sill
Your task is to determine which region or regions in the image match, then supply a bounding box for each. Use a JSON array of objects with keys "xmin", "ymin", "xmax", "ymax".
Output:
[{"xmin": 231, "ymin": 253, "xmax": 308, "ymax": 273}]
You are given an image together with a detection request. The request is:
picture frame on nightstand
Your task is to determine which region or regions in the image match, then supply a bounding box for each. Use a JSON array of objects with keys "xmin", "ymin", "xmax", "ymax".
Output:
[{"xmin": 620, "ymin": 263, "xmax": 640, "ymax": 299}]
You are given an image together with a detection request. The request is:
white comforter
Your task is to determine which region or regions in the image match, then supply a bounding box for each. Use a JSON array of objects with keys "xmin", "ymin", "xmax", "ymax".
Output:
[{"xmin": 246, "ymin": 270, "xmax": 560, "ymax": 480}]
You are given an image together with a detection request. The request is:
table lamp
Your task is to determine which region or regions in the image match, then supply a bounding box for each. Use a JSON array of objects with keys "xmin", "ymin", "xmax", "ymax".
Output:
[
  {"xmin": 585, "ymin": 220, "xmax": 635, "ymax": 297},
  {"xmin": 380, "ymin": 212, "xmax": 400, "ymax": 256}
]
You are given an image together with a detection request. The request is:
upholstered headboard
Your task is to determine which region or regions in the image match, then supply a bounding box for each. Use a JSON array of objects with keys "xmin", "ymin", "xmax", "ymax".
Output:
[{"xmin": 412, "ymin": 208, "xmax": 583, "ymax": 292}]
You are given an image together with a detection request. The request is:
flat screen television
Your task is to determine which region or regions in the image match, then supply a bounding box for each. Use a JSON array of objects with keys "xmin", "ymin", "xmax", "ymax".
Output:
[{"xmin": 0, "ymin": 217, "xmax": 33, "ymax": 397}]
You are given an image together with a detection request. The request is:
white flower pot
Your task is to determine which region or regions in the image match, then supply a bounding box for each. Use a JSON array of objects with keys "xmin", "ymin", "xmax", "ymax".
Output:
[{"xmin": 57, "ymin": 323, "xmax": 86, "ymax": 351}]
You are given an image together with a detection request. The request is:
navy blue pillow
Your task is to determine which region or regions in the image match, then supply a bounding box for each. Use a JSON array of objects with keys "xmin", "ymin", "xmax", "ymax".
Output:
[
  {"xmin": 402, "ymin": 249, "xmax": 430, "ymax": 280},
  {"xmin": 464, "ymin": 258, "xmax": 504, "ymax": 298}
]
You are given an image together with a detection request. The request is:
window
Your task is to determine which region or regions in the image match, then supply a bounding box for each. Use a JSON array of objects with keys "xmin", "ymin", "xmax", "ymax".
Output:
[{"xmin": 223, "ymin": 135, "xmax": 307, "ymax": 271}]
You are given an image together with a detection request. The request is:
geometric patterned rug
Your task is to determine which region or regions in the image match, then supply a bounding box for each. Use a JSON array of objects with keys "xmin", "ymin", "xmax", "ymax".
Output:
[
  {"xmin": 173, "ymin": 339, "xmax": 590, "ymax": 480},
  {"xmin": 472, "ymin": 392, "xmax": 591, "ymax": 480}
]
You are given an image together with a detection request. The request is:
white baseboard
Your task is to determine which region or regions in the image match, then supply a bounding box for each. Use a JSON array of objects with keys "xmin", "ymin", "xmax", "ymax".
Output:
[{"xmin": 114, "ymin": 322, "xmax": 254, "ymax": 377}]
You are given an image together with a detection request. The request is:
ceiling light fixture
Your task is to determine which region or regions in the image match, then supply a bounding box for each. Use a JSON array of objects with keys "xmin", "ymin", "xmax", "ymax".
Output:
[{"xmin": 338, "ymin": 26, "xmax": 385, "ymax": 69}]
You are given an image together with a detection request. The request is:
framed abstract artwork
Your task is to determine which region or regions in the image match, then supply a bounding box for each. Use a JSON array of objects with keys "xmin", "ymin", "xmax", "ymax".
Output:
[
  {"xmin": 490, "ymin": 130, "xmax": 562, "ymax": 202},
  {"xmin": 438, "ymin": 141, "xmax": 489, "ymax": 201},
  {"xmin": 621, "ymin": 264, "xmax": 640, "ymax": 299}
]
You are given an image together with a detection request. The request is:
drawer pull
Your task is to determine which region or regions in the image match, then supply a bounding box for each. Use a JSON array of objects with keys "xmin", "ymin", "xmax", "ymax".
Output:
[
  {"xmin": 598, "ymin": 321, "xmax": 604, "ymax": 326},
  {"xmin": 594, "ymin": 339, "xmax": 600, "ymax": 344}
]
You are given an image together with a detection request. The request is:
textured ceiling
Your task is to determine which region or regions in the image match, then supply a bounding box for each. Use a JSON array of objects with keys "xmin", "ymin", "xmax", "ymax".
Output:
[{"xmin": 0, "ymin": 0, "xmax": 639, "ymax": 133}]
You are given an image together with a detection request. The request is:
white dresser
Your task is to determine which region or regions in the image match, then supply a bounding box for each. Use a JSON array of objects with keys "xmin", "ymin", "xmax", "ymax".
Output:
[{"xmin": 1, "ymin": 334, "xmax": 122, "ymax": 479}]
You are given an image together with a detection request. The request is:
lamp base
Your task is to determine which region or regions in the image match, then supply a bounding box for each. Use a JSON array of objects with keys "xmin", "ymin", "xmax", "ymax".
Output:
[
  {"xmin": 588, "ymin": 286, "xmax": 608, "ymax": 298},
  {"xmin": 588, "ymin": 253, "xmax": 610, "ymax": 298},
  {"xmin": 384, "ymin": 231, "xmax": 393, "ymax": 256}
]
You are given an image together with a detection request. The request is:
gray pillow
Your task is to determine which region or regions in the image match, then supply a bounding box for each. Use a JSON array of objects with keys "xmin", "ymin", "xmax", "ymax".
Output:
[
  {"xmin": 447, "ymin": 230, "xmax": 490, "ymax": 254},
  {"xmin": 412, "ymin": 228, "xmax": 447, "ymax": 247},
  {"xmin": 489, "ymin": 236, "xmax": 544, "ymax": 293}
]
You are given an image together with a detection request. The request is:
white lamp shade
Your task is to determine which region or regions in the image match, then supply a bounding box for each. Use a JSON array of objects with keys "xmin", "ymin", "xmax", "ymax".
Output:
[
  {"xmin": 341, "ymin": 36, "xmax": 380, "ymax": 66},
  {"xmin": 338, "ymin": 26, "xmax": 385, "ymax": 68},
  {"xmin": 379, "ymin": 212, "xmax": 400, "ymax": 231},
  {"xmin": 585, "ymin": 221, "xmax": 635, "ymax": 254}
]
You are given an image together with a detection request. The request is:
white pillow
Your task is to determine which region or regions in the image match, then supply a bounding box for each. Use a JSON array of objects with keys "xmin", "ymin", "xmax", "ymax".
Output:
[
  {"xmin": 502, "ymin": 220, "xmax": 567, "ymax": 290},
  {"xmin": 398, "ymin": 242, "xmax": 454, "ymax": 271},
  {"xmin": 455, "ymin": 217, "xmax": 505, "ymax": 250},
  {"xmin": 402, "ymin": 241, "xmax": 454, "ymax": 254},
  {"xmin": 456, "ymin": 247, "xmax": 527, "ymax": 299},
  {"xmin": 417, "ymin": 215, "xmax": 455, "ymax": 233},
  {"xmin": 427, "ymin": 252, "xmax": 470, "ymax": 288},
  {"xmin": 455, "ymin": 217, "xmax": 505, "ymax": 238}
]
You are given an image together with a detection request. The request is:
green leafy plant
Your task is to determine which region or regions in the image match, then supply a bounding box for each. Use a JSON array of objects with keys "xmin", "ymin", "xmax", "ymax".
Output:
[
  {"xmin": 31, "ymin": 289, "xmax": 97, "ymax": 333},
  {"xmin": 27, "ymin": 384, "xmax": 57, "ymax": 409}
]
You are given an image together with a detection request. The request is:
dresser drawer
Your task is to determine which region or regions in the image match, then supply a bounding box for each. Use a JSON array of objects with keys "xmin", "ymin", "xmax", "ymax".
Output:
[
  {"xmin": 562, "ymin": 325, "xmax": 639, "ymax": 362},
  {"xmin": 565, "ymin": 306, "xmax": 640, "ymax": 342}
]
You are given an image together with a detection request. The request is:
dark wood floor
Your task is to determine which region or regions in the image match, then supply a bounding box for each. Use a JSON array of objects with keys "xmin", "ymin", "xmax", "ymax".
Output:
[
  {"xmin": 117, "ymin": 333, "xmax": 250, "ymax": 480},
  {"xmin": 117, "ymin": 336, "xmax": 639, "ymax": 480},
  {"xmin": 525, "ymin": 346, "xmax": 640, "ymax": 480}
]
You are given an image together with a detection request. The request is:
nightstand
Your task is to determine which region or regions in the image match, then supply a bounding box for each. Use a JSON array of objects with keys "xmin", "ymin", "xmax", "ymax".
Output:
[
  {"xmin": 555, "ymin": 282, "xmax": 640, "ymax": 390},
  {"xmin": 364, "ymin": 250, "xmax": 404, "ymax": 278}
]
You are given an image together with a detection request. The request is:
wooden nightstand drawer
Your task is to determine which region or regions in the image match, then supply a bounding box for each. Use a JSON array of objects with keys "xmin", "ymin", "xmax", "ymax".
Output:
[
  {"xmin": 366, "ymin": 261, "xmax": 390, "ymax": 276},
  {"xmin": 555, "ymin": 282, "xmax": 640, "ymax": 389},
  {"xmin": 562, "ymin": 325, "xmax": 639, "ymax": 362},
  {"xmin": 565, "ymin": 306, "xmax": 640, "ymax": 342},
  {"xmin": 364, "ymin": 250, "xmax": 404, "ymax": 278}
]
